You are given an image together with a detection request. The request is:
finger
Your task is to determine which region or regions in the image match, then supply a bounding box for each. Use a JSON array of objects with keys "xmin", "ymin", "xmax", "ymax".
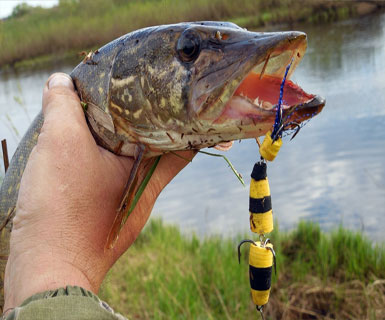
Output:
[
  {"xmin": 42, "ymin": 73, "xmax": 77, "ymax": 112},
  {"xmin": 44, "ymin": 72, "xmax": 74, "ymax": 93},
  {"xmin": 41, "ymin": 73, "xmax": 95, "ymax": 147},
  {"xmin": 42, "ymin": 73, "xmax": 85, "ymax": 130}
]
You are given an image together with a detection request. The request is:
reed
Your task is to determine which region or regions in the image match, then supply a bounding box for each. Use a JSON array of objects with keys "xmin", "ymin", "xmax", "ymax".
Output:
[{"xmin": 1, "ymin": 0, "xmax": 383, "ymax": 68}]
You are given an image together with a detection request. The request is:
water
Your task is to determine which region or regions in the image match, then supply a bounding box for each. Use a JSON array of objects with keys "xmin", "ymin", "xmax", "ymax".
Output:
[{"xmin": 1, "ymin": 14, "xmax": 385, "ymax": 241}]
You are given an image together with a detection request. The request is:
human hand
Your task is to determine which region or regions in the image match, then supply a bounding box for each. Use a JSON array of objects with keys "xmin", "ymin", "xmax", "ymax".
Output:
[{"xmin": 4, "ymin": 73, "xmax": 195, "ymax": 310}]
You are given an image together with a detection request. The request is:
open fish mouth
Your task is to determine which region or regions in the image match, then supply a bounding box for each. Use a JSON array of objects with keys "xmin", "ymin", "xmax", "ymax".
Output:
[{"xmin": 211, "ymin": 33, "xmax": 325, "ymax": 135}]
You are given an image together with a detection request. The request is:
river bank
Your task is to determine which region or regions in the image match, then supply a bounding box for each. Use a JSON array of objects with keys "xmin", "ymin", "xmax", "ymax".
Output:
[
  {"xmin": 100, "ymin": 219, "xmax": 385, "ymax": 320},
  {"xmin": 1, "ymin": 0, "xmax": 384, "ymax": 70}
]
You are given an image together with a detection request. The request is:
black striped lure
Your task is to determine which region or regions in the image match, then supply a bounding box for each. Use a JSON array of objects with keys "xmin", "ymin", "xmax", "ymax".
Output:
[
  {"xmin": 238, "ymin": 162, "xmax": 276, "ymax": 319},
  {"xmin": 249, "ymin": 161, "xmax": 273, "ymax": 235},
  {"xmin": 237, "ymin": 61, "xmax": 295, "ymax": 319},
  {"xmin": 238, "ymin": 239, "xmax": 276, "ymax": 319}
]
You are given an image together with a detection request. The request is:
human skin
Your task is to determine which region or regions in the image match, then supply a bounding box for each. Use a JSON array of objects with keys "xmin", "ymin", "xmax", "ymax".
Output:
[{"xmin": 4, "ymin": 73, "xmax": 195, "ymax": 311}]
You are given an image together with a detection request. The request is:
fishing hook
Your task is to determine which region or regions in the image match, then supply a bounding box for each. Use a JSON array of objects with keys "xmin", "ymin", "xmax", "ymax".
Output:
[
  {"xmin": 271, "ymin": 120, "xmax": 301, "ymax": 142},
  {"xmin": 274, "ymin": 121, "xmax": 301, "ymax": 141},
  {"xmin": 237, "ymin": 239, "xmax": 257, "ymax": 264},
  {"xmin": 262, "ymin": 238, "xmax": 277, "ymax": 277},
  {"xmin": 284, "ymin": 122, "xmax": 301, "ymax": 141}
]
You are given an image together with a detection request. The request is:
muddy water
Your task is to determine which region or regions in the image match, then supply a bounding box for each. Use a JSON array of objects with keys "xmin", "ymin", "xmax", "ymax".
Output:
[{"xmin": 1, "ymin": 13, "xmax": 385, "ymax": 240}]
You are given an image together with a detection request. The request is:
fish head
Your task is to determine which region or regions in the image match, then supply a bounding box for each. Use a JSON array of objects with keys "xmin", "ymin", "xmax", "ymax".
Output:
[
  {"xmin": 71, "ymin": 22, "xmax": 325, "ymax": 155},
  {"xmin": 173, "ymin": 22, "xmax": 325, "ymax": 143}
]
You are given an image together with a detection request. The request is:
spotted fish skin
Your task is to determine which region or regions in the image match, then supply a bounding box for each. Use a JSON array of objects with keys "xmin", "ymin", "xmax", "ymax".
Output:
[{"xmin": 71, "ymin": 22, "xmax": 245, "ymax": 157}]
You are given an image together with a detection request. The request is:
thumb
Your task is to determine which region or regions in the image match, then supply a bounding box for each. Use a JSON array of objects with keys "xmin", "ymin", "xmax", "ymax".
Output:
[
  {"xmin": 41, "ymin": 73, "xmax": 88, "ymax": 136},
  {"xmin": 45, "ymin": 72, "xmax": 74, "ymax": 91}
]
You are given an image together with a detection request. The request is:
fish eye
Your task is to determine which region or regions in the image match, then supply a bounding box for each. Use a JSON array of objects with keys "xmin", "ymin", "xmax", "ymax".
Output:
[{"xmin": 177, "ymin": 29, "xmax": 201, "ymax": 63}]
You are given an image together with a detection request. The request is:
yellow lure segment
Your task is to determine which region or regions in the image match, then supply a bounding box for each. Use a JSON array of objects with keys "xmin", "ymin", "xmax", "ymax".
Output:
[
  {"xmin": 249, "ymin": 178, "xmax": 270, "ymax": 198},
  {"xmin": 259, "ymin": 130, "xmax": 282, "ymax": 161},
  {"xmin": 250, "ymin": 210, "xmax": 273, "ymax": 234}
]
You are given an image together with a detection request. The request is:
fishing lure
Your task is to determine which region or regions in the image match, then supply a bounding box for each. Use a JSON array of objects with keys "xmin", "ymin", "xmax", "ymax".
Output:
[
  {"xmin": 238, "ymin": 60, "xmax": 296, "ymax": 319},
  {"xmin": 238, "ymin": 239, "xmax": 276, "ymax": 320},
  {"xmin": 240, "ymin": 161, "xmax": 275, "ymax": 319}
]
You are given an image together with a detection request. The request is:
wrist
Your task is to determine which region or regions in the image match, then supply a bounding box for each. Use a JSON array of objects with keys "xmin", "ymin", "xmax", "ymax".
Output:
[{"xmin": 4, "ymin": 235, "xmax": 99, "ymax": 311}]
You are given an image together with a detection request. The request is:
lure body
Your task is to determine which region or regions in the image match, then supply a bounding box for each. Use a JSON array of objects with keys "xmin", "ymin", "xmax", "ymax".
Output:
[
  {"xmin": 249, "ymin": 161, "xmax": 273, "ymax": 234},
  {"xmin": 249, "ymin": 242, "xmax": 274, "ymax": 306}
]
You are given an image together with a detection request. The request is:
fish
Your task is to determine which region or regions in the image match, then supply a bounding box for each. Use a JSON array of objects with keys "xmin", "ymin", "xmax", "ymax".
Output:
[
  {"xmin": 71, "ymin": 22, "xmax": 324, "ymax": 157},
  {"xmin": 0, "ymin": 21, "xmax": 325, "ymax": 311}
]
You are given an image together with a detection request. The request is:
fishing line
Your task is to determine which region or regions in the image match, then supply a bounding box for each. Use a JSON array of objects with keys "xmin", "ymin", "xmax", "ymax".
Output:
[{"xmin": 271, "ymin": 58, "xmax": 294, "ymax": 141}]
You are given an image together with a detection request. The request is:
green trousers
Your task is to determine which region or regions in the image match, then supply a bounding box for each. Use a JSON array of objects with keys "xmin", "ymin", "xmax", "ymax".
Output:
[{"xmin": 3, "ymin": 286, "xmax": 128, "ymax": 320}]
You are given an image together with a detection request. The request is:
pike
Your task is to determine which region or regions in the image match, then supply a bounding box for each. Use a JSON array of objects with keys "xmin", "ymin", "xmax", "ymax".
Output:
[{"xmin": 0, "ymin": 21, "xmax": 325, "ymax": 311}]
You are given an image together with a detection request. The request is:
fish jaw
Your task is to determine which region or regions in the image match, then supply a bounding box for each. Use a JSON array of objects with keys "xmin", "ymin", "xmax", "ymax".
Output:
[
  {"xmin": 190, "ymin": 30, "xmax": 308, "ymax": 122},
  {"xmin": 190, "ymin": 30, "xmax": 325, "ymax": 142},
  {"xmin": 210, "ymin": 75, "xmax": 325, "ymax": 140}
]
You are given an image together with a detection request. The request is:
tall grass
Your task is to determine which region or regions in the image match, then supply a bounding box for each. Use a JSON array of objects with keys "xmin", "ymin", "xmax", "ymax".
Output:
[
  {"xmin": 277, "ymin": 221, "xmax": 384, "ymax": 282},
  {"xmin": 100, "ymin": 219, "xmax": 385, "ymax": 319},
  {"xmin": 1, "ymin": 0, "xmax": 383, "ymax": 68}
]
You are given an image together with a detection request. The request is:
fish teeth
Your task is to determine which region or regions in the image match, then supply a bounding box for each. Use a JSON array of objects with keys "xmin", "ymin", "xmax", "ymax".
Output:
[
  {"xmin": 262, "ymin": 101, "xmax": 273, "ymax": 110},
  {"xmin": 253, "ymin": 97, "xmax": 260, "ymax": 106}
]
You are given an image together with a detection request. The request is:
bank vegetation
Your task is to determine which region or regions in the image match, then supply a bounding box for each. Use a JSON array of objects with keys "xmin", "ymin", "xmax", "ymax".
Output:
[{"xmin": 1, "ymin": 0, "xmax": 384, "ymax": 68}]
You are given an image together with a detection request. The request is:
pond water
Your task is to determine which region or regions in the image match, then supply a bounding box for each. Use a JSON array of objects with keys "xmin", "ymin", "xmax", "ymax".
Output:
[{"xmin": 1, "ymin": 13, "xmax": 385, "ymax": 240}]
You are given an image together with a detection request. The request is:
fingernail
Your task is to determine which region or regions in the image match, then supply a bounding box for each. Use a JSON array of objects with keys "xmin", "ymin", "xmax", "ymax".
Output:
[{"xmin": 47, "ymin": 73, "xmax": 73, "ymax": 90}]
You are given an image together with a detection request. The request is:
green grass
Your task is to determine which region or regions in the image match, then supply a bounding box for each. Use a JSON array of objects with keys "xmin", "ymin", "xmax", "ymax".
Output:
[
  {"xmin": 100, "ymin": 219, "xmax": 385, "ymax": 320},
  {"xmin": 1, "ymin": 0, "xmax": 384, "ymax": 68},
  {"xmin": 276, "ymin": 221, "xmax": 385, "ymax": 282}
]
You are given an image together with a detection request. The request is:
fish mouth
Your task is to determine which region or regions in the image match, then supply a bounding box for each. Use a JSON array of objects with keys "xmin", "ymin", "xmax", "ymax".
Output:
[{"xmin": 201, "ymin": 32, "xmax": 325, "ymax": 137}]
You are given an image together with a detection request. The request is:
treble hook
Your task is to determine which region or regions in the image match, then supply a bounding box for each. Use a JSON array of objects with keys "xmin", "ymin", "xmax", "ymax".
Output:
[
  {"xmin": 262, "ymin": 238, "xmax": 277, "ymax": 277},
  {"xmin": 237, "ymin": 239, "xmax": 257, "ymax": 264},
  {"xmin": 271, "ymin": 121, "xmax": 301, "ymax": 142},
  {"xmin": 284, "ymin": 121, "xmax": 301, "ymax": 141}
]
